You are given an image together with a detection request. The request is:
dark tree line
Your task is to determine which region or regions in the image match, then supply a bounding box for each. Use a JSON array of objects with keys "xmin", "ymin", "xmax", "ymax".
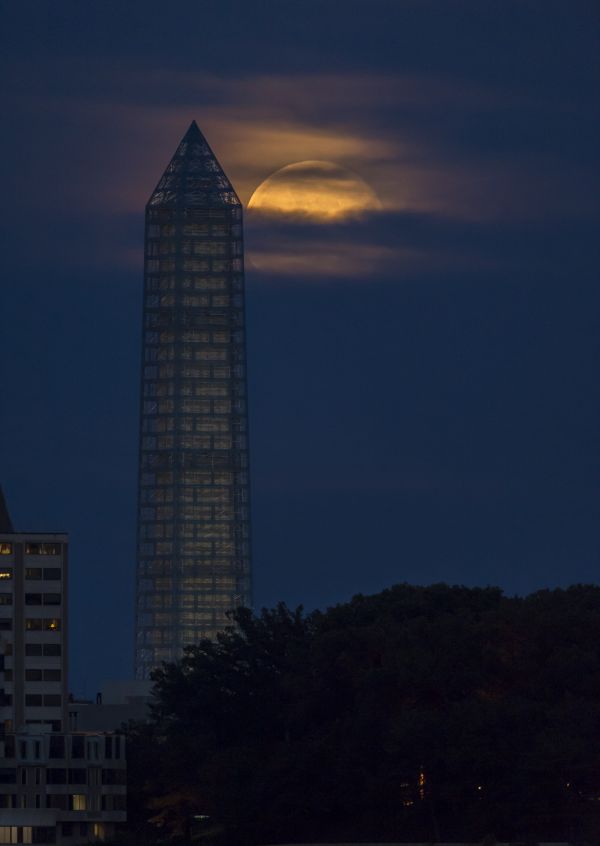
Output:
[{"xmin": 122, "ymin": 584, "xmax": 600, "ymax": 844}]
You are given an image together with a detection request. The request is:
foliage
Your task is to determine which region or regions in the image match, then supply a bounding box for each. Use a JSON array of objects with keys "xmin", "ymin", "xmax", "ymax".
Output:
[{"xmin": 125, "ymin": 585, "xmax": 600, "ymax": 844}]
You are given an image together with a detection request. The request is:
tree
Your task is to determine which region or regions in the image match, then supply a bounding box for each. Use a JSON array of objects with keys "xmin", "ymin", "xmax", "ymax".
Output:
[{"xmin": 125, "ymin": 584, "xmax": 600, "ymax": 844}]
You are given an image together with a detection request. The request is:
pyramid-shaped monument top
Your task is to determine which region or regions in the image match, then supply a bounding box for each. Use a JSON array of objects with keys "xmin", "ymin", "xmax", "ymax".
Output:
[{"xmin": 148, "ymin": 121, "xmax": 240, "ymax": 209}]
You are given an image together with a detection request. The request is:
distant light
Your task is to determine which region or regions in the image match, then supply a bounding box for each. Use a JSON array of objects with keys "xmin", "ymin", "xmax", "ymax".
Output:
[{"xmin": 418, "ymin": 768, "xmax": 426, "ymax": 801}]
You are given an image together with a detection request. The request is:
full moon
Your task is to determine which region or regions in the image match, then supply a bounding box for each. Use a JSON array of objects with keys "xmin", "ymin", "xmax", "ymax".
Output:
[{"xmin": 247, "ymin": 160, "xmax": 381, "ymax": 222}]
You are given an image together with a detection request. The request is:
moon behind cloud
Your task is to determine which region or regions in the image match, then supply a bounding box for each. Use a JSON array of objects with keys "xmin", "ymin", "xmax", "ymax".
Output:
[{"xmin": 247, "ymin": 160, "xmax": 382, "ymax": 222}]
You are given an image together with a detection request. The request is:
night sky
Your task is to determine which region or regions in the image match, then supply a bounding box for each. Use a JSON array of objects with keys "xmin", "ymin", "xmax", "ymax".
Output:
[{"xmin": 1, "ymin": 1, "xmax": 598, "ymax": 695}]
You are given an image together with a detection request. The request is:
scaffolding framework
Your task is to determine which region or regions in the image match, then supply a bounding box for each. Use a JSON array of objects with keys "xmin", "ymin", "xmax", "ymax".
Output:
[{"xmin": 134, "ymin": 122, "xmax": 252, "ymax": 679}]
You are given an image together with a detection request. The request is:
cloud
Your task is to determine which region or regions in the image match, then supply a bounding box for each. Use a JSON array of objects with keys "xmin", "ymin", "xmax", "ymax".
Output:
[
  {"xmin": 3, "ymin": 64, "xmax": 596, "ymax": 284},
  {"xmin": 245, "ymin": 208, "xmax": 599, "ymax": 282},
  {"xmin": 248, "ymin": 239, "xmax": 414, "ymax": 279}
]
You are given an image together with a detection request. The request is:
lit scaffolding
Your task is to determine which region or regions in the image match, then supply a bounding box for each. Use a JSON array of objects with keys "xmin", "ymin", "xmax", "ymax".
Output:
[{"xmin": 134, "ymin": 122, "xmax": 252, "ymax": 679}]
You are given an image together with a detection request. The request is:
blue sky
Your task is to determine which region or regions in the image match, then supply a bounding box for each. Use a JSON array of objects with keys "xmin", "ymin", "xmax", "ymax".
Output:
[{"xmin": 1, "ymin": 0, "xmax": 598, "ymax": 695}]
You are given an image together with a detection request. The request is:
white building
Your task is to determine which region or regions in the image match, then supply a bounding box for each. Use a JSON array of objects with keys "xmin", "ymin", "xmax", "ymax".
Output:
[{"xmin": 69, "ymin": 681, "xmax": 153, "ymax": 733}]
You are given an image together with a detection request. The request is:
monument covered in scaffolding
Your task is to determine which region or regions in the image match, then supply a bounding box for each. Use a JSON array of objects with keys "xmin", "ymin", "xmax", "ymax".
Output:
[{"xmin": 134, "ymin": 122, "xmax": 252, "ymax": 679}]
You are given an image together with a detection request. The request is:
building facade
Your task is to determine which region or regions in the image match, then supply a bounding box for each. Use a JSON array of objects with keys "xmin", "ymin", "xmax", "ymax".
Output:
[
  {"xmin": 0, "ymin": 729, "xmax": 126, "ymax": 845},
  {"xmin": 134, "ymin": 121, "xmax": 252, "ymax": 679},
  {"xmin": 68, "ymin": 681, "xmax": 153, "ymax": 733},
  {"xmin": 0, "ymin": 516, "xmax": 126, "ymax": 844},
  {"xmin": 0, "ymin": 534, "xmax": 68, "ymax": 736}
]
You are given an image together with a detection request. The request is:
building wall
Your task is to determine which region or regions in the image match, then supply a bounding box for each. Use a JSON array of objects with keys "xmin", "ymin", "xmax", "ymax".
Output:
[
  {"xmin": 68, "ymin": 680, "xmax": 153, "ymax": 732},
  {"xmin": 0, "ymin": 532, "xmax": 127, "ymax": 844},
  {"xmin": 0, "ymin": 729, "xmax": 126, "ymax": 845},
  {"xmin": 0, "ymin": 534, "xmax": 68, "ymax": 735}
]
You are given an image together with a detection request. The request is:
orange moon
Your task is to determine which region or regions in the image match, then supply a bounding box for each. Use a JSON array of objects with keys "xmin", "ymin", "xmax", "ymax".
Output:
[{"xmin": 247, "ymin": 160, "xmax": 381, "ymax": 221}]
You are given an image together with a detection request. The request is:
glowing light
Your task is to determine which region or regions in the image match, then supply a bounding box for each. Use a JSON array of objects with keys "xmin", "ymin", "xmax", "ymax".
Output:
[
  {"xmin": 418, "ymin": 768, "xmax": 426, "ymax": 801},
  {"xmin": 248, "ymin": 160, "xmax": 381, "ymax": 221}
]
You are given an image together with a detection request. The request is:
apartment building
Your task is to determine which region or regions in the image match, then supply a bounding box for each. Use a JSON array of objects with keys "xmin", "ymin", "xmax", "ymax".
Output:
[
  {"xmin": 0, "ymin": 500, "xmax": 126, "ymax": 844},
  {"xmin": 0, "ymin": 532, "xmax": 68, "ymax": 735}
]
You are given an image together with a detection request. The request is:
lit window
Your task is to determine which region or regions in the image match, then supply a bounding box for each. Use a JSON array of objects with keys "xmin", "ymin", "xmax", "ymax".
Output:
[
  {"xmin": 0, "ymin": 544, "xmax": 12, "ymax": 556},
  {"xmin": 212, "ymin": 295, "xmax": 230, "ymax": 307},
  {"xmin": 71, "ymin": 794, "xmax": 87, "ymax": 811},
  {"xmin": 183, "ymin": 223, "xmax": 209, "ymax": 237},
  {"xmin": 45, "ymin": 619, "xmax": 61, "ymax": 632},
  {"xmin": 25, "ymin": 543, "xmax": 61, "ymax": 556},
  {"xmin": 0, "ymin": 570, "xmax": 13, "ymax": 580},
  {"xmin": 212, "ymin": 260, "xmax": 230, "ymax": 272},
  {"xmin": 213, "ymin": 400, "xmax": 231, "ymax": 414},
  {"xmin": 182, "ymin": 295, "xmax": 210, "ymax": 307},
  {"xmin": 26, "ymin": 568, "xmax": 45, "ymax": 582},
  {"xmin": 214, "ymin": 438, "xmax": 232, "ymax": 450},
  {"xmin": 212, "ymin": 366, "xmax": 230, "ymax": 378}
]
